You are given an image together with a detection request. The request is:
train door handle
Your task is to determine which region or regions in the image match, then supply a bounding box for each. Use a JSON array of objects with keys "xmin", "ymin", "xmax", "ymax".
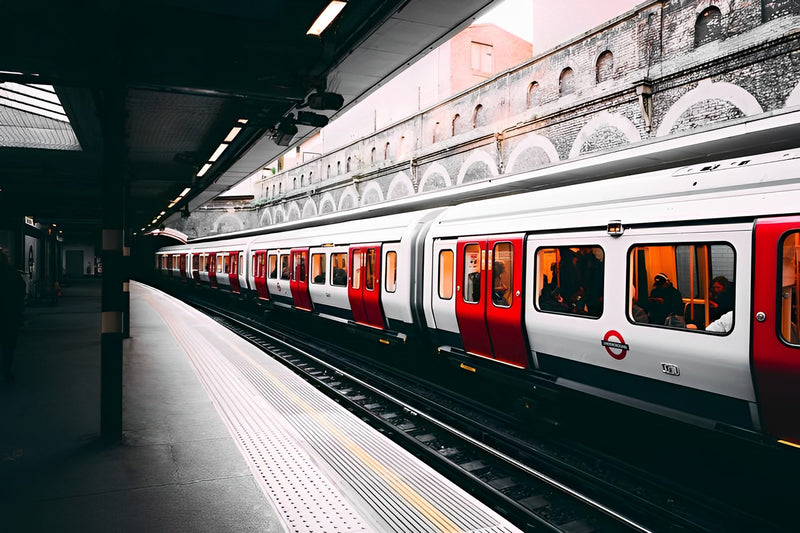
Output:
[{"xmin": 756, "ymin": 311, "xmax": 766, "ymax": 322}]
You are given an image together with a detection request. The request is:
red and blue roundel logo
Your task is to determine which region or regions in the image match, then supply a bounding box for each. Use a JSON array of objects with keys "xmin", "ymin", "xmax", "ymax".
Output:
[{"xmin": 602, "ymin": 330, "xmax": 629, "ymax": 360}]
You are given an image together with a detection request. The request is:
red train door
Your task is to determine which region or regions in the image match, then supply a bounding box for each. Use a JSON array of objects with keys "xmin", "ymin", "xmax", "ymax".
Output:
[
  {"xmin": 455, "ymin": 236, "xmax": 527, "ymax": 365},
  {"xmin": 348, "ymin": 245, "xmax": 385, "ymax": 328},
  {"xmin": 485, "ymin": 236, "xmax": 528, "ymax": 368},
  {"xmin": 253, "ymin": 251, "xmax": 269, "ymax": 300},
  {"xmin": 179, "ymin": 254, "xmax": 187, "ymax": 279},
  {"xmin": 455, "ymin": 239, "xmax": 492, "ymax": 357},
  {"xmin": 290, "ymin": 248, "xmax": 312, "ymax": 310},
  {"xmin": 752, "ymin": 216, "xmax": 800, "ymax": 444},
  {"xmin": 209, "ymin": 252, "xmax": 218, "ymax": 289},
  {"xmin": 229, "ymin": 252, "xmax": 241, "ymax": 294}
]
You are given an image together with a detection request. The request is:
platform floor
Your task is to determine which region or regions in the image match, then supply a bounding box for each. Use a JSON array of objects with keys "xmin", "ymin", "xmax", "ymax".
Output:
[{"xmin": 0, "ymin": 279, "xmax": 521, "ymax": 533}]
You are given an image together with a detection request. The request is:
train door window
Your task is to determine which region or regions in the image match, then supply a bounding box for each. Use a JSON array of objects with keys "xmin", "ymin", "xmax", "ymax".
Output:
[
  {"xmin": 268, "ymin": 254, "xmax": 278, "ymax": 278},
  {"xmin": 628, "ymin": 242, "xmax": 735, "ymax": 332},
  {"xmin": 192, "ymin": 255, "xmax": 199, "ymax": 271},
  {"xmin": 365, "ymin": 249, "xmax": 376, "ymax": 291},
  {"xmin": 463, "ymin": 243, "xmax": 482, "ymax": 304},
  {"xmin": 199, "ymin": 254, "xmax": 206, "ymax": 272},
  {"xmin": 294, "ymin": 252, "xmax": 306, "ymax": 282},
  {"xmin": 311, "ymin": 253, "xmax": 326, "ymax": 284},
  {"xmin": 230, "ymin": 254, "xmax": 238, "ymax": 275},
  {"xmin": 385, "ymin": 251, "xmax": 397, "ymax": 293},
  {"xmin": 535, "ymin": 246, "xmax": 604, "ymax": 317},
  {"xmin": 280, "ymin": 254, "xmax": 290, "ymax": 280},
  {"xmin": 439, "ymin": 250, "xmax": 454, "ymax": 299},
  {"xmin": 351, "ymin": 251, "xmax": 362, "ymax": 289},
  {"xmin": 252, "ymin": 255, "xmax": 260, "ymax": 277},
  {"xmin": 224, "ymin": 254, "xmax": 231, "ymax": 274},
  {"xmin": 216, "ymin": 254, "xmax": 224, "ymax": 273},
  {"xmin": 491, "ymin": 242, "xmax": 512, "ymax": 308},
  {"xmin": 779, "ymin": 232, "xmax": 800, "ymax": 344},
  {"xmin": 331, "ymin": 253, "xmax": 347, "ymax": 286}
]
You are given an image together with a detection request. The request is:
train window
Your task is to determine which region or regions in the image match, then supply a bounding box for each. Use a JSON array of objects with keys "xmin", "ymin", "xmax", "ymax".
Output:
[
  {"xmin": 224, "ymin": 254, "xmax": 231, "ymax": 274},
  {"xmin": 535, "ymin": 246, "xmax": 604, "ymax": 318},
  {"xmin": 192, "ymin": 255, "xmax": 199, "ymax": 271},
  {"xmin": 385, "ymin": 251, "xmax": 397, "ymax": 293},
  {"xmin": 463, "ymin": 243, "xmax": 482, "ymax": 304},
  {"xmin": 439, "ymin": 250, "xmax": 454, "ymax": 299},
  {"xmin": 280, "ymin": 254, "xmax": 290, "ymax": 280},
  {"xmin": 365, "ymin": 249, "xmax": 376, "ymax": 291},
  {"xmin": 331, "ymin": 253, "xmax": 347, "ymax": 286},
  {"xmin": 252, "ymin": 255, "xmax": 260, "ymax": 277},
  {"xmin": 294, "ymin": 252, "xmax": 307, "ymax": 282},
  {"xmin": 268, "ymin": 254, "xmax": 278, "ymax": 278},
  {"xmin": 351, "ymin": 252, "xmax": 362, "ymax": 289},
  {"xmin": 779, "ymin": 232, "xmax": 800, "ymax": 344},
  {"xmin": 199, "ymin": 254, "xmax": 206, "ymax": 272},
  {"xmin": 216, "ymin": 254, "xmax": 223, "ymax": 274},
  {"xmin": 628, "ymin": 243, "xmax": 735, "ymax": 332},
  {"xmin": 311, "ymin": 253, "xmax": 326, "ymax": 284},
  {"xmin": 492, "ymin": 242, "xmax": 513, "ymax": 308}
]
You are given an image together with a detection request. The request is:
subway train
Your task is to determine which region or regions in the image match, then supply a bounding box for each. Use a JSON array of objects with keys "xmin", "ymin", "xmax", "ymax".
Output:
[{"xmin": 156, "ymin": 149, "xmax": 800, "ymax": 448}]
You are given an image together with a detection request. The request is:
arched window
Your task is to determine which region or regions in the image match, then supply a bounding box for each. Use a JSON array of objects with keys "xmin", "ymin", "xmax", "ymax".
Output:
[
  {"xmin": 326, "ymin": 164, "xmax": 331, "ymax": 178},
  {"xmin": 293, "ymin": 177, "xmax": 297, "ymax": 189},
  {"xmin": 346, "ymin": 157, "xmax": 351, "ymax": 172},
  {"xmin": 309, "ymin": 171, "xmax": 313, "ymax": 184},
  {"xmin": 559, "ymin": 68, "xmax": 575, "ymax": 96},
  {"xmin": 526, "ymin": 81, "xmax": 540, "ymax": 108},
  {"xmin": 336, "ymin": 161, "xmax": 341, "ymax": 174},
  {"xmin": 370, "ymin": 147, "xmax": 376, "ymax": 164},
  {"xmin": 451, "ymin": 114, "xmax": 461, "ymax": 136},
  {"xmin": 596, "ymin": 51, "xmax": 613, "ymax": 83},
  {"xmin": 433, "ymin": 122, "xmax": 440, "ymax": 143},
  {"xmin": 472, "ymin": 105, "xmax": 483, "ymax": 128},
  {"xmin": 279, "ymin": 183, "xmax": 282, "ymax": 194},
  {"xmin": 384, "ymin": 142, "xmax": 391, "ymax": 159},
  {"xmin": 695, "ymin": 7, "xmax": 723, "ymax": 47},
  {"xmin": 300, "ymin": 174, "xmax": 305, "ymax": 187},
  {"xmin": 271, "ymin": 184, "xmax": 275, "ymax": 197}
]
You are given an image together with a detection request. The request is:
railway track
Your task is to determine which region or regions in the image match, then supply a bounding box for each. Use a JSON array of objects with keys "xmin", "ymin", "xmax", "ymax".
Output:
[{"xmin": 178, "ymin": 294, "xmax": 783, "ymax": 533}]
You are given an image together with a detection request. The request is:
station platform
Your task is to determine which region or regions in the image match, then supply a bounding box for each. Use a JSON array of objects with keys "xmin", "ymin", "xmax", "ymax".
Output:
[{"xmin": 0, "ymin": 279, "xmax": 521, "ymax": 533}]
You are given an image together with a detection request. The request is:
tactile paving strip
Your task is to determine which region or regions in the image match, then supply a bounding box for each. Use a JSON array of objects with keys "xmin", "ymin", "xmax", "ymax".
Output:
[{"xmin": 139, "ymin": 284, "xmax": 520, "ymax": 533}]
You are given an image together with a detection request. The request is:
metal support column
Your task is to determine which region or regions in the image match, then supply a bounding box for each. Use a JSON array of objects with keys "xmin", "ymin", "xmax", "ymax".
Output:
[{"xmin": 100, "ymin": 87, "xmax": 126, "ymax": 441}]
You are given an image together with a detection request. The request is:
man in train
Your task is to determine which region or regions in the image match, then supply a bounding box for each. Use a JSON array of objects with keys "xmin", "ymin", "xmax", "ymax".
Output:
[{"xmin": 647, "ymin": 273, "xmax": 683, "ymax": 326}]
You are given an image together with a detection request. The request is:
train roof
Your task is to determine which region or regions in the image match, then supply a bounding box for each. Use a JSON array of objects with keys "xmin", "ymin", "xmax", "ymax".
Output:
[{"xmin": 428, "ymin": 149, "xmax": 800, "ymax": 238}]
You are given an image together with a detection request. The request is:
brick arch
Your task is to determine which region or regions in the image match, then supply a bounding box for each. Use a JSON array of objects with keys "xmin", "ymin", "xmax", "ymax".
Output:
[
  {"xmin": 301, "ymin": 198, "xmax": 318, "ymax": 219},
  {"xmin": 418, "ymin": 162, "xmax": 452, "ymax": 193},
  {"xmin": 259, "ymin": 209, "xmax": 273, "ymax": 227},
  {"xmin": 387, "ymin": 172, "xmax": 415, "ymax": 200},
  {"xmin": 319, "ymin": 193, "xmax": 337, "ymax": 215},
  {"xmin": 286, "ymin": 202, "xmax": 301, "ymax": 222},
  {"xmin": 212, "ymin": 213, "xmax": 244, "ymax": 234},
  {"xmin": 656, "ymin": 80, "xmax": 763, "ymax": 137},
  {"xmin": 360, "ymin": 181, "xmax": 385, "ymax": 206},
  {"xmin": 273, "ymin": 205, "xmax": 287, "ymax": 224},
  {"xmin": 338, "ymin": 187, "xmax": 358, "ymax": 211},
  {"xmin": 786, "ymin": 82, "xmax": 800, "ymax": 107},
  {"xmin": 457, "ymin": 150, "xmax": 498, "ymax": 185},
  {"xmin": 506, "ymin": 135, "xmax": 559, "ymax": 173},
  {"xmin": 569, "ymin": 111, "xmax": 640, "ymax": 159}
]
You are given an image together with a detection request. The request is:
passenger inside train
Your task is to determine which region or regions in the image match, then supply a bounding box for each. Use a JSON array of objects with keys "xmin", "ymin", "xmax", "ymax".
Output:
[{"xmin": 535, "ymin": 246, "xmax": 604, "ymax": 317}]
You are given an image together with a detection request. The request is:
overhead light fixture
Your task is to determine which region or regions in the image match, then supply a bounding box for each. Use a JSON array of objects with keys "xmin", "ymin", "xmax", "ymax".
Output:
[
  {"xmin": 197, "ymin": 163, "xmax": 212, "ymax": 177},
  {"xmin": 296, "ymin": 111, "xmax": 329, "ymax": 127},
  {"xmin": 208, "ymin": 143, "xmax": 228, "ymax": 162},
  {"xmin": 224, "ymin": 127, "xmax": 242, "ymax": 143},
  {"xmin": 180, "ymin": 188, "xmax": 191, "ymax": 196},
  {"xmin": 307, "ymin": 1, "xmax": 346, "ymax": 36}
]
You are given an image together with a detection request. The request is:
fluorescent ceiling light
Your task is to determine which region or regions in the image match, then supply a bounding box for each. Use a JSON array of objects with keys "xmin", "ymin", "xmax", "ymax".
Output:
[
  {"xmin": 180, "ymin": 188, "xmax": 191, "ymax": 196},
  {"xmin": 208, "ymin": 143, "xmax": 228, "ymax": 162},
  {"xmin": 307, "ymin": 1, "xmax": 346, "ymax": 36},
  {"xmin": 197, "ymin": 163, "xmax": 212, "ymax": 177},
  {"xmin": 224, "ymin": 127, "xmax": 241, "ymax": 143}
]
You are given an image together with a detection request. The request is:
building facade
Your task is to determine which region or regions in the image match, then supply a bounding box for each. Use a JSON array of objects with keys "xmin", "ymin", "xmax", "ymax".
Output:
[{"xmin": 173, "ymin": 0, "xmax": 800, "ymax": 237}]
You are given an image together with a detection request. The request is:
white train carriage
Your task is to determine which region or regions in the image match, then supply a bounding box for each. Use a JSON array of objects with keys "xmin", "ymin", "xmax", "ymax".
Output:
[
  {"xmin": 186, "ymin": 237, "xmax": 252, "ymax": 293},
  {"xmin": 245, "ymin": 208, "xmax": 444, "ymax": 337},
  {"xmin": 156, "ymin": 245, "xmax": 190, "ymax": 281},
  {"xmin": 423, "ymin": 149, "xmax": 800, "ymax": 443}
]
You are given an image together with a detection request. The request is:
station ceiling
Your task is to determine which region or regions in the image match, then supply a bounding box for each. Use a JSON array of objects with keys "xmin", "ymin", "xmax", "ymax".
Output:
[{"xmin": 0, "ymin": 0, "xmax": 495, "ymax": 244}]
